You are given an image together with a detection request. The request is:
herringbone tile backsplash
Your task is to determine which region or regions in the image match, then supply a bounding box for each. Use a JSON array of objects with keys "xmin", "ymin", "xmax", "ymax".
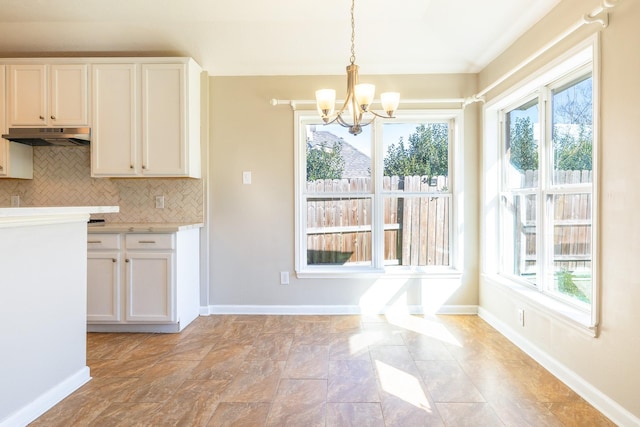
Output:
[{"xmin": 0, "ymin": 146, "xmax": 203, "ymax": 223}]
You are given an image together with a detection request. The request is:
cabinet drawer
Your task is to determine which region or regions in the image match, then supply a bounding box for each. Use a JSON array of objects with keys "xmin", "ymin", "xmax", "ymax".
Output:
[
  {"xmin": 87, "ymin": 234, "xmax": 120, "ymax": 250},
  {"xmin": 125, "ymin": 233, "xmax": 174, "ymax": 250}
]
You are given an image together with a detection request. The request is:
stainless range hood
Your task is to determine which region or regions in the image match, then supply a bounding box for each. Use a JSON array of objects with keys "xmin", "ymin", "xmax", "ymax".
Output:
[{"xmin": 2, "ymin": 127, "xmax": 91, "ymax": 146}]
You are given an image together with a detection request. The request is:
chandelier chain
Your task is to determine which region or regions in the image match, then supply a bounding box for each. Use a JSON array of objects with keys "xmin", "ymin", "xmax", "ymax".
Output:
[
  {"xmin": 314, "ymin": 0, "xmax": 399, "ymax": 135},
  {"xmin": 350, "ymin": 0, "xmax": 356, "ymax": 65}
]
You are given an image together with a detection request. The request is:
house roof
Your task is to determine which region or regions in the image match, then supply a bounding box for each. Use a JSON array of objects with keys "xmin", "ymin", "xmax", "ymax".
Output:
[{"xmin": 308, "ymin": 130, "xmax": 371, "ymax": 178}]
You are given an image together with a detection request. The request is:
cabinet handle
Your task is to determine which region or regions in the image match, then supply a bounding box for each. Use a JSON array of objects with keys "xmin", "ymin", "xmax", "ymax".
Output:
[
  {"xmin": 39, "ymin": 115, "xmax": 45, "ymax": 120},
  {"xmin": 0, "ymin": 165, "xmax": 3, "ymax": 170},
  {"xmin": 138, "ymin": 240, "xmax": 156, "ymax": 244},
  {"xmin": 112, "ymin": 258, "xmax": 117, "ymax": 263},
  {"xmin": 130, "ymin": 165, "xmax": 134, "ymax": 169},
  {"xmin": 88, "ymin": 240, "xmax": 102, "ymax": 244},
  {"xmin": 125, "ymin": 259, "xmax": 130, "ymax": 263},
  {"xmin": 51, "ymin": 115, "xmax": 56, "ymax": 120},
  {"xmin": 142, "ymin": 165, "xmax": 147, "ymax": 170}
]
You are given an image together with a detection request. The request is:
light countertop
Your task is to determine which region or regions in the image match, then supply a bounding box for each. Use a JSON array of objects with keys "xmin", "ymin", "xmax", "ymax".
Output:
[
  {"xmin": 0, "ymin": 206, "xmax": 120, "ymax": 228},
  {"xmin": 0, "ymin": 206, "xmax": 119, "ymax": 217},
  {"xmin": 87, "ymin": 222, "xmax": 203, "ymax": 233}
]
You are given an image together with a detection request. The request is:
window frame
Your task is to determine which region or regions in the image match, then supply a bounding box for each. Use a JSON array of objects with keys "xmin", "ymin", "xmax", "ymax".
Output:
[
  {"xmin": 482, "ymin": 35, "xmax": 600, "ymax": 334},
  {"xmin": 294, "ymin": 109, "xmax": 465, "ymax": 278}
]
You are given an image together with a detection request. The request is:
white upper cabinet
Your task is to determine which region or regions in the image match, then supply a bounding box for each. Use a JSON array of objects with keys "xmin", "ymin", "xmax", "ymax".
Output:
[
  {"xmin": 91, "ymin": 64, "xmax": 138, "ymax": 176},
  {"xmin": 0, "ymin": 65, "xmax": 33, "ymax": 179},
  {"xmin": 7, "ymin": 64, "xmax": 88, "ymax": 127},
  {"xmin": 91, "ymin": 58, "xmax": 201, "ymax": 178},
  {"xmin": 50, "ymin": 65, "xmax": 90, "ymax": 125}
]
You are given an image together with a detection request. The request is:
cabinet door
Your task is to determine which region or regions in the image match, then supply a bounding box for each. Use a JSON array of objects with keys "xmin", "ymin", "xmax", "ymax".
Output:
[
  {"xmin": 125, "ymin": 251, "xmax": 175, "ymax": 322},
  {"xmin": 8, "ymin": 64, "xmax": 47, "ymax": 126},
  {"xmin": 141, "ymin": 64, "xmax": 187, "ymax": 176},
  {"xmin": 0, "ymin": 66, "xmax": 33, "ymax": 179},
  {"xmin": 87, "ymin": 251, "xmax": 121, "ymax": 322},
  {"xmin": 50, "ymin": 64, "xmax": 88, "ymax": 125},
  {"xmin": 91, "ymin": 64, "xmax": 139, "ymax": 177}
]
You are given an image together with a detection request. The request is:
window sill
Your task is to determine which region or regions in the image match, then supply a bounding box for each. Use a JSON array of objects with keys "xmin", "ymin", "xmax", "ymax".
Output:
[
  {"xmin": 481, "ymin": 273, "xmax": 598, "ymax": 337},
  {"xmin": 296, "ymin": 266, "xmax": 463, "ymax": 280}
]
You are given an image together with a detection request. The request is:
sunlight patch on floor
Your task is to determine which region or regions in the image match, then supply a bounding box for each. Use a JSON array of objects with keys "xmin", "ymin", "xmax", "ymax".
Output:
[
  {"xmin": 386, "ymin": 313, "xmax": 461, "ymax": 347},
  {"xmin": 375, "ymin": 360, "xmax": 432, "ymax": 412}
]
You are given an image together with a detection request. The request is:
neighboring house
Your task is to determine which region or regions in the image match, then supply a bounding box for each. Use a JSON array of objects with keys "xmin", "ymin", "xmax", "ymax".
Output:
[{"xmin": 307, "ymin": 128, "xmax": 371, "ymax": 178}]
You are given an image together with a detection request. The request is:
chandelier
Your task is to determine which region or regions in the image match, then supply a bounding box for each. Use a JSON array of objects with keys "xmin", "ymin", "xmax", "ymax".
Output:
[{"xmin": 315, "ymin": 0, "xmax": 400, "ymax": 135}]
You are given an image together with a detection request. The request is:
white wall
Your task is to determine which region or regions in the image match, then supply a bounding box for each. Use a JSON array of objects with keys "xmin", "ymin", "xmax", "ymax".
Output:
[
  {"xmin": 478, "ymin": 0, "xmax": 640, "ymax": 423},
  {"xmin": 0, "ymin": 219, "xmax": 90, "ymax": 426},
  {"xmin": 207, "ymin": 74, "xmax": 479, "ymax": 313}
]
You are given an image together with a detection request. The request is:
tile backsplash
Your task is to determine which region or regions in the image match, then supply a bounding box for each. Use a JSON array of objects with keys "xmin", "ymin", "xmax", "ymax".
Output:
[{"xmin": 0, "ymin": 146, "xmax": 203, "ymax": 223}]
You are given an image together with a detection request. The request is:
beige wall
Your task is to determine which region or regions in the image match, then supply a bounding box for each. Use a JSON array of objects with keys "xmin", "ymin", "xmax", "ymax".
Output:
[
  {"xmin": 478, "ymin": 0, "xmax": 640, "ymax": 421},
  {"xmin": 208, "ymin": 74, "xmax": 479, "ymax": 310}
]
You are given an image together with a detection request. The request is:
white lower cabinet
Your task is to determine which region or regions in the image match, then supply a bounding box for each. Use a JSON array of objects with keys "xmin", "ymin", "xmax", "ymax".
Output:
[{"xmin": 87, "ymin": 228, "xmax": 200, "ymax": 333}]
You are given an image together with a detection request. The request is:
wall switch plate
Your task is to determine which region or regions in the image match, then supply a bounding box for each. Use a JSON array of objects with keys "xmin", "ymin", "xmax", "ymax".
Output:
[
  {"xmin": 155, "ymin": 195, "xmax": 165, "ymax": 209},
  {"xmin": 243, "ymin": 171, "xmax": 252, "ymax": 185},
  {"xmin": 280, "ymin": 271, "xmax": 289, "ymax": 285},
  {"xmin": 11, "ymin": 195, "xmax": 20, "ymax": 207}
]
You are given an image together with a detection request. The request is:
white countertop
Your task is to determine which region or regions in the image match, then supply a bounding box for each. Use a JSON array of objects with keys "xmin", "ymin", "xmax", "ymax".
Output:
[
  {"xmin": 88, "ymin": 222, "xmax": 203, "ymax": 233},
  {"xmin": 0, "ymin": 206, "xmax": 120, "ymax": 228},
  {"xmin": 0, "ymin": 206, "xmax": 119, "ymax": 217}
]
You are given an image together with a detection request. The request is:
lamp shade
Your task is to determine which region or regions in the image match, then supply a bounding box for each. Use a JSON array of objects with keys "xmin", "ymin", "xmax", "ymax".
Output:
[
  {"xmin": 354, "ymin": 84, "xmax": 375, "ymax": 110},
  {"xmin": 315, "ymin": 89, "xmax": 336, "ymax": 116},
  {"xmin": 380, "ymin": 92, "xmax": 400, "ymax": 116}
]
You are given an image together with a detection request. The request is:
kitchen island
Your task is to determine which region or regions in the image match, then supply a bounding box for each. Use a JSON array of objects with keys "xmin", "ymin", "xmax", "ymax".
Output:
[{"xmin": 0, "ymin": 206, "xmax": 118, "ymax": 427}]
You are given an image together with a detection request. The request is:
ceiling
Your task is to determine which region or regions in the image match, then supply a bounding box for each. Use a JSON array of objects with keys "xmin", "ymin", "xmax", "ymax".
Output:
[{"xmin": 0, "ymin": 0, "xmax": 562, "ymax": 76}]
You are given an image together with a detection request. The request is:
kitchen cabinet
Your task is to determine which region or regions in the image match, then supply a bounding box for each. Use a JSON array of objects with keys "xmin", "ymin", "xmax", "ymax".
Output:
[
  {"xmin": 0, "ymin": 139, "xmax": 33, "ymax": 179},
  {"xmin": 86, "ymin": 234, "xmax": 121, "ymax": 322},
  {"xmin": 125, "ymin": 234, "xmax": 174, "ymax": 322},
  {"xmin": 0, "ymin": 65, "xmax": 33, "ymax": 179},
  {"xmin": 87, "ymin": 227, "xmax": 200, "ymax": 333},
  {"xmin": 90, "ymin": 64, "xmax": 137, "ymax": 176},
  {"xmin": 91, "ymin": 59, "xmax": 201, "ymax": 178},
  {"xmin": 7, "ymin": 64, "xmax": 89, "ymax": 127}
]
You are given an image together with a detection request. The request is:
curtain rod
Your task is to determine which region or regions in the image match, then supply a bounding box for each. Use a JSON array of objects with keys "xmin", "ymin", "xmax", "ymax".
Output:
[
  {"xmin": 270, "ymin": 98, "xmax": 466, "ymax": 111},
  {"xmin": 466, "ymin": 0, "xmax": 620, "ymax": 106}
]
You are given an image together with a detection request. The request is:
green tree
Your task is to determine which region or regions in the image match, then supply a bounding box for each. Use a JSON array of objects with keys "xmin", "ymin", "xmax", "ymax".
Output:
[
  {"xmin": 510, "ymin": 116, "xmax": 538, "ymax": 172},
  {"xmin": 383, "ymin": 123, "xmax": 448, "ymax": 178},
  {"xmin": 306, "ymin": 140, "xmax": 345, "ymax": 180},
  {"xmin": 553, "ymin": 124, "xmax": 592, "ymax": 170},
  {"xmin": 552, "ymin": 76, "xmax": 592, "ymax": 171}
]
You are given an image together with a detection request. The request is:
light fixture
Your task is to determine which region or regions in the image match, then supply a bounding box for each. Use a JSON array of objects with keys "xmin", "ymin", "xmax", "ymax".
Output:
[{"xmin": 315, "ymin": 0, "xmax": 400, "ymax": 135}]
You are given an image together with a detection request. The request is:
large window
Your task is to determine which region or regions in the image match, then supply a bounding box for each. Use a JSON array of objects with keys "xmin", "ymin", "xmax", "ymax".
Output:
[
  {"xmin": 295, "ymin": 111, "xmax": 462, "ymax": 277},
  {"xmin": 500, "ymin": 66, "xmax": 595, "ymax": 310}
]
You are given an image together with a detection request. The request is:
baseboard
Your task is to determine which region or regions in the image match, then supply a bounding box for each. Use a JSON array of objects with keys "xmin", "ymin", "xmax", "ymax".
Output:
[
  {"xmin": 203, "ymin": 304, "xmax": 478, "ymax": 315},
  {"xmin": 88, "ymin": 323, "xmax": 181, "ymax": 333},
  {"xmin": 478, "ymin": 307, "xmax": 640, "ymax": 427},
  {"xmin": 0, "ymin": 366, "xmax": 91, "ymax": 427}
]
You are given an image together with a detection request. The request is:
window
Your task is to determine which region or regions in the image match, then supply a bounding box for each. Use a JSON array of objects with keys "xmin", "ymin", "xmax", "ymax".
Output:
[
  {"xmin": 496, "ymin": 50, "xmax": 596, "ymax": 313},
  {"xmin": 295, "ymin": 110, "xmax": 463, "ymax": 277}
]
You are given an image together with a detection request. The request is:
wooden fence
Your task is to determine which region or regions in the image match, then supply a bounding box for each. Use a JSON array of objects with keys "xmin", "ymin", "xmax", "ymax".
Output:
[
  {"xmin": 515, "ymin": 170, "xmax": 592, "ymax": 275},
  {"xmin": 306, "ymin": 175, "xmax": 449, "ymax": 266}
]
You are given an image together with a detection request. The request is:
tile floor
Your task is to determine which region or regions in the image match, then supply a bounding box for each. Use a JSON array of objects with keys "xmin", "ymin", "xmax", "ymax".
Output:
[{"xmin": 30, "ymin": 314, "xmax": 616, "ymax": 426}]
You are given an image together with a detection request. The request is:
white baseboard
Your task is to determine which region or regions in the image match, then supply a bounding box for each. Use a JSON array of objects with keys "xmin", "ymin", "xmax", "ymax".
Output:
[
  {"xmin": 0, "ymin": 366, "xmax": 91, "ymax": 427},
  {"xmin": 478, "ymin": 307, "xmax": 640, "ymax": 427},
  {"xmin": 202, "ymin": 304, "xmax": 478, "ymax": 316}
]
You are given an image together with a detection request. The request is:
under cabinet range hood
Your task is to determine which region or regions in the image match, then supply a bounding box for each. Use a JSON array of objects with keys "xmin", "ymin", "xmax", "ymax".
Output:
[{"xmin": 2, "ymin": 127, "xmax": 91, "ymax": 146}]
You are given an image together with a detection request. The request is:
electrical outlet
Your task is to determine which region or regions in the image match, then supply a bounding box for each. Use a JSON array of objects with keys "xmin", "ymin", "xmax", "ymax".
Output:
[
  {"xmin": 518, "ymin": 308, "xmax": 525, "ymax": 327},
  {"xmin": 11, "ymin": 195, "xmax": 20, "ymax": 207},
  {"xmin": 155, "ymin": 195, "xmax": 165, "ymax": 209},
  {"xmin": 280, "ymin": 271, "xmax": 289, "ymax": 285}
]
